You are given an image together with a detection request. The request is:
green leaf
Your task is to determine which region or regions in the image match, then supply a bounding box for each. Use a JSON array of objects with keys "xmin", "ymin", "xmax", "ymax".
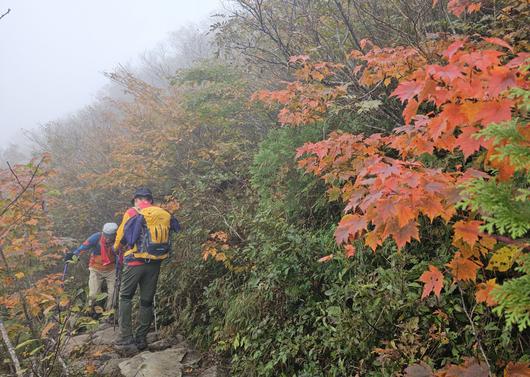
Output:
[{"xmin": 15, "ymin": 338, "xmax": 39, "ymax": 350}]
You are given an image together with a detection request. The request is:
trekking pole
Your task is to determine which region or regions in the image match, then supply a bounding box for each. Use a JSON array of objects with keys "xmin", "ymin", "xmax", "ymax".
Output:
[
  {"xmin": 153, "ymin": 294, "xmax": 158, "ymax": 334},
  {"xmin": 113, "ymin": 248, "xmax": 123, "ymax": 331},
  {"xmin": 61, "ymin": 263, "xmax": 68, "ymax": 288},
  {"xmin": 112, "ymin": 269, "xmax": 121, "ymax": 331}
]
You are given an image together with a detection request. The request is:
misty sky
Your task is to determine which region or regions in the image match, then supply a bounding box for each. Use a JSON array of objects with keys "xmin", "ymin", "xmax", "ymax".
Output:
[{"xmin": 0, "ymin": 0, "xmax": 221, "ymax": 147}]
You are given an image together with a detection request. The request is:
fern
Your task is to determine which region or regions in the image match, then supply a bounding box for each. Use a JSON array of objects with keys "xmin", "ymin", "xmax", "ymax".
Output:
[
  {"xmin": 492, "ymin": 254, "xmax": 530, "ymax": 331},
  {"xmin": 476, "ymin": 117, "xmax": 530, "ymax": 170},
  {"xmin": 458, "ymin": 178, "xmax": 530, "ymax": 238}
]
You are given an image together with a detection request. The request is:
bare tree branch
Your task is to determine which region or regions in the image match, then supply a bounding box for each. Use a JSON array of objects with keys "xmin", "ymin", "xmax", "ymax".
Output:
[
  {"xmin": 0, "ymin": 8, "xmax": 11, "ymax": 22},
  {"xmin": 6, "ymin": 162, "xmax": 24, "ymax": 189},
  {"xmin": 0, "ymin": 158, "xmax": 44, "ymax": 218},
  {"xmin": 458, "ymin": 284, "xmax": 492, "ymax": 376},
  {"xmin": 333, "ymin": 0, "xmax": 364, "ymax": 53},
  {"xmin": 0, "ymin": 318, "xmax": 23, "ymax": 377}
]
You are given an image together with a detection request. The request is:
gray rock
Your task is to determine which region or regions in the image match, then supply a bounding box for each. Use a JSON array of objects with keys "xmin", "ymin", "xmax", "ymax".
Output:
[
  {"xmin": 146, "ymin": 332, "xmax": 159, "ymax": 343},
  {"xmin": 62, "ymin": 333, "xmax": 90, "ymax": 356},
  {"xmin": 199, "ymin": 366, "xmax": 221, "ymax": 377},
  {"xmin": 92, "ymin": 326, "xmax": 119, "ymax": 345},
  {"xmin": 98, "ymin": 358, "xmax": 127, "ymax": 376},
  {"xmin": 181, "ymin": 349, "xmax": 202, "ymax": 366},
  {"xmin": 173, "ymin": 334, "xmax": 185, "ymax": 344},
  {"xmin": 67, "ymin": 360, "xmax": 87, "ymax": 374},
  {"xmin": 98, "ymin": 351, "xmax": 121, "ymax": 363},
  {"xmin": 119, "ymin": 347, "xmax": 188, "ymax": 377},
  {"xmin": 174, "ymin": 339, "xmax": 191, "ymax": 350},
  {"xmin": 148, "ymin": 338, "xmax": 172, "ymax": 351},
  {"xmin": 115, "ymin": 343, "xmax": 138, "ymax": 357}
]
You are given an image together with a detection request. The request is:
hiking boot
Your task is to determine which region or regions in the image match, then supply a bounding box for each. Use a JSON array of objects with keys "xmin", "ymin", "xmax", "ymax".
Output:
[
  {"xmin": 135, "ymin": 337, "xmax": 147, "ymax": 351},
  {"xmin": 114, "ymin": 335, "xmax": 135, "ymax": 348}
]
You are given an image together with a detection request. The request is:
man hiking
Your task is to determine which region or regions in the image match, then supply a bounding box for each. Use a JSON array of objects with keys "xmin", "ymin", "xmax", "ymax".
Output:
[
  {"xmin": 64, "ymin": 222, "xmax": 119, "ymax": 316},
  {"xmin": 113, "ymin": 188, "xmax": 180, "ymax": 350}
]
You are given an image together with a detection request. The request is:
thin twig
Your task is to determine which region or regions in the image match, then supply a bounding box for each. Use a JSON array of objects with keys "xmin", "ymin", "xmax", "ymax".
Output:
[
  {"xmin": 211, "ymin": 205, "xmax": 244, "ymax": 241},
  {"xmin": 0, "ymin": 8, "xmax": 10, "ymax": 21},
  {"xmin": 0, "ymin": 157, "xmax": 44, "ymax": 218},
  {"xmin": 46, "ymin": 338, "xmax": 69, "ymax": 377},
  {"xmin": 333, "ymin": 0, "xmax": 364, "ymax": 53},
  {"xmin": 0, "ymin": 318, "xmax": 23, "ymax": 376},
  {"xmin": 6, "ymin": 162, "xmax": 24, "ymax": 188},
  {"xmin": 457, "ymin": 284, "xmax": 492, "ymax": 376},
  {"xmin": 44, "ymin": 296, "xmax": 73, "ymax": 377}
]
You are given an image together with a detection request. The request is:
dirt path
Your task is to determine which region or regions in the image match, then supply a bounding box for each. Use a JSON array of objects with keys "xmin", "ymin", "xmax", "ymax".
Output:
[{"xmin": 63, "ymin": 323, "xmax": 223, "ymax": 377}]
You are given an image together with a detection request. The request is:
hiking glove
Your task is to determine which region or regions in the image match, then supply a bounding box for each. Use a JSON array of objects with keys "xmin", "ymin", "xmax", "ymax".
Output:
[{"xmin": 64, "ymin": 252, "xmax": 74, "ymax": 262}]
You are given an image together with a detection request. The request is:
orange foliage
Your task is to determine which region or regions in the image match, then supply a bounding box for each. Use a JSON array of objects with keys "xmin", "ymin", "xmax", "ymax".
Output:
[
  {"xmin": 252, "ymin": 59, "xmax": 346, "ymax": 126},
  {"xmin": 0, "ymin": 156, "xmax": 68, "ymax": 361},
  {"xmin": 504, "ymin": 362, "xmax": 530, "ymax": 377},
  {"xmin": 202, "ymin": 231, "xmax": 249, "ymax": 273},
  {"xmin": 475, "ymin": 279, "xmax": 498, "ymax": 306},
  {"xmin": 406, "ymin": 357, "xmax": 530, "ymax": 376},
  {"xmin": 419, "ymin": 265, "xmax": 445, "ymax": 299},
  {"xmin": 253, "ymin": 15, "xmax": 529, "ymax": 318}
]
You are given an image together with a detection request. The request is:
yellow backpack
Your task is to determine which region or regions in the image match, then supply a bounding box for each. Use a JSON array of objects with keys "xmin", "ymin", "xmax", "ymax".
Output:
[{"xmin": 131, "ymin": 206, "xmax": 172, "ymax": 260}]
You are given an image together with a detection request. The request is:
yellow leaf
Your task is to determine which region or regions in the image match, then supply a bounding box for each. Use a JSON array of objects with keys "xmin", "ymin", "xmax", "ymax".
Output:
[
  {"xmin": 85, "ymin": 363, "xmax": 96, "ymax": 374},
  {"xmin": 487, "ymin": 246, "xmax": 520, "ymax": 272},
  {"xmin": 41, "ymin": 322, "xmax": 55, "ymax": 338},
  {"xmin": 215, "ymin": 252, "xmax": 227, "ymax": 262},
  {"xmin": 39, "ymin": 293, "xmax": 55, "ymax": 302},
  {"xmin": 43, "ymin": 304, "xmax": 56, "ymax": 316},
  {"xmin": 14, "ymin": 272, "xmax": 25, "ymax": 279},
  {"xmin": 318, "ymin": 254, "xmax": 334, "ymax": 263}
]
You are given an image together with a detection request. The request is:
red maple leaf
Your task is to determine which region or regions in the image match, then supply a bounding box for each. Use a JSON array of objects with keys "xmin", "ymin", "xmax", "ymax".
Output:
[
  {"xmin": 393, "ymin": 221, "xmax": 420, "ymax": 250},
  {"xmin": 344, "ymin": 244, "xmax": 356, "ymax": 258},
  {"xmin": 482, "ymin": 37, "xmax": 513, "ymax": 52},
  {"xmin": 403, "ymin": 98, "xmax": 419, "ymax": 125},
  {"xmin": 419, "ymin": 265, "xmax": 444, "ymax": 299},
  {"xmin": 392, "ymin": 80, "xmax": 423, "ymax": 102},
  {"xmin": 455, "ymin": 126, "xmax": 484, "ymax": 159},
  {"xmin": 504, "ymin": 361, "xmax": 530, "ymax": 377},
  {"xmin": 453, "ymin": 220, "xmax": 483, "ymax": 246},
  {"xmin": 335, "ymin": 214, "xmax": 368, "ymax": 244},
  {"xmin": 487, "ymin": 66, "xmax": 517, "ymax": 97},
  {"xmin": 442, "ymin": 357, "xmax": 489, "ymax": 377},
  {"xmin": 395, "ymin": 202, "xmax": 416, "ymax": 227},
  {"xmin": 446, "ymin": 252, "xmax": 481, "ymax": 282},
  {"xmin": 428, "ymin": 63, "xmax": 463, "ymax": 82},
  {"xmin": 475, "ymin": 278, "xmax": 497, "ymax": 306},
  {"xmin": 477, "ymin": 99, "xmax": 514, "ymax": 125},
  {"xmin": 444, "ymin": 39, "xmax": 466, "ymax": 61}
]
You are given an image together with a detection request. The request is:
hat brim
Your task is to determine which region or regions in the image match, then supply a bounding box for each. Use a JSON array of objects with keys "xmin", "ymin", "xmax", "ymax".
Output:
[{"xmin": 132, "ymin": 195, "xmax": 153, "ymax": 205}]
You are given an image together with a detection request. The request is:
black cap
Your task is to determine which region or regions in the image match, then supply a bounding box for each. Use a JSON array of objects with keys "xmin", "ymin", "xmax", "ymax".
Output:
[{"xmin": 132, "ymin": 187, "xmax": 153, "ymax": 204}]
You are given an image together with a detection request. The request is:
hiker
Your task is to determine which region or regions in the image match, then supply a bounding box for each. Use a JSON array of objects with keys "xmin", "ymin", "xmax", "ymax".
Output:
[
  {"xmin": 113, "ymin": 188, "xmax": 180, "ymax": 350},
  {"xmin": 64, "ymin": 222, "xmax": 119, "ymax": 315}
]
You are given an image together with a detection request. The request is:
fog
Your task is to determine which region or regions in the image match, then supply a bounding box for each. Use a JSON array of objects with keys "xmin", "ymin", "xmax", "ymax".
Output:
[{"xmin": 0, "ymin": 0, "xmax": 220, "ymax": 154}]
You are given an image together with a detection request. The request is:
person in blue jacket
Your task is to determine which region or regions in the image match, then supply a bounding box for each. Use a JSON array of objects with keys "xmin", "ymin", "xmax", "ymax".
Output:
[{"xmin": 65, "ymin": 223, "xmax": 118, "ymax": 314}]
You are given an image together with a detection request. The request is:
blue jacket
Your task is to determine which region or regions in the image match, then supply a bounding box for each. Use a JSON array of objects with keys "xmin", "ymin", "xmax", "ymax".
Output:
[{"xmin": 73, "ymin": 232, "xmax": 115, "ymax": 270}]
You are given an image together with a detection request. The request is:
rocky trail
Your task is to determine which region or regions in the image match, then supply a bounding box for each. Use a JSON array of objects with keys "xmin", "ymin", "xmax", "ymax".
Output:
[{"xmin": 63, "ymin": 323, "xmax": 224, "ymax": 377}]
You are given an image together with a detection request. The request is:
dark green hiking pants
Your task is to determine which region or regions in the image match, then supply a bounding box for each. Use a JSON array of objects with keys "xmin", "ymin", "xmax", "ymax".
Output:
[{"xmin": 118, "ymin": 261, "xmax": 161, "ymax": 341}]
